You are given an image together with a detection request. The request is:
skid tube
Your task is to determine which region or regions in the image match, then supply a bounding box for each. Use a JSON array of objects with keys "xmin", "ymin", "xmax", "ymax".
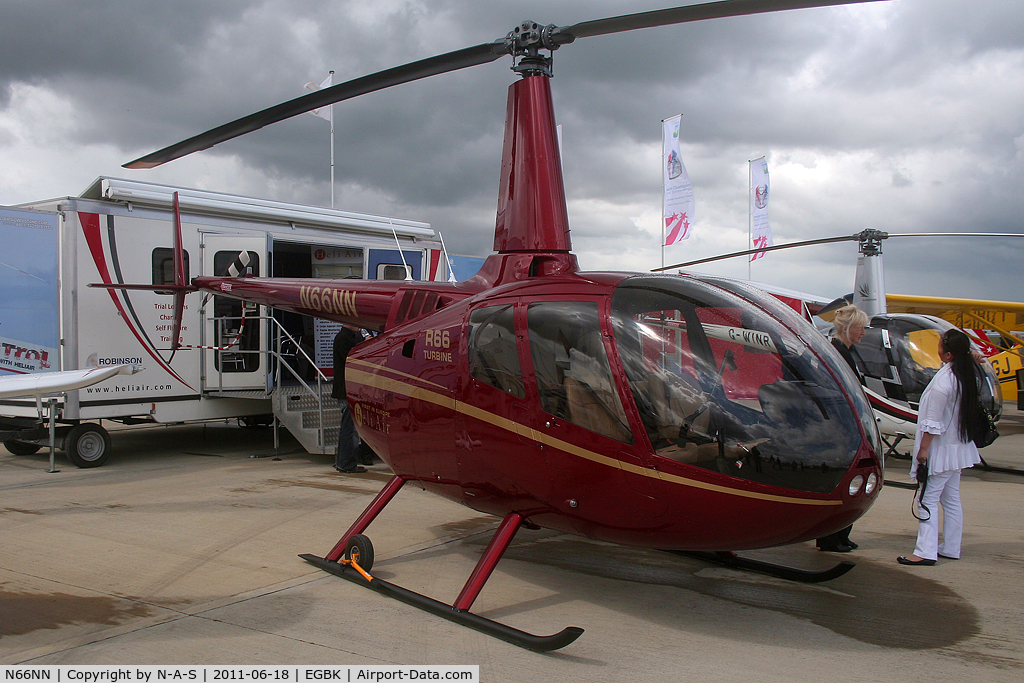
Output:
[
  {"xmin": 975, "ymin": 454, "xmax": 1024, "ymax": 477},
  {"xmin": 303, "ymin": 476, "xmax": 583, "ymax": 652},
  {"xmin": 300, "ymin": 553, "xmax": 583, "ymax": 652},
  {"xmin": 668, "ymin": 550, "xmax": 855, "ymax": 583}
]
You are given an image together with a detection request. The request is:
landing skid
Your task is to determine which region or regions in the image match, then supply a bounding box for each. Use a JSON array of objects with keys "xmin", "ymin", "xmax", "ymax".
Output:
[
  {"xmin": 668, "ymin": 550, "xmax": 855, "ymax": 583},
  {"xmin": 975, "ymin": 455, "xmax": 1024, "ymax": 477},
  {"xmin": 303, "ymin": 475, "xmax": 583, "ymax": 652},
  {"xmin": 300, "ymin": 553, "xmax": 583, "ymax": 652}
]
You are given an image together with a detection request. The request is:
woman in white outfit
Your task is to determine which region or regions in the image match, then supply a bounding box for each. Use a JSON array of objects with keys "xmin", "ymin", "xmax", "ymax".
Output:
[{"xmin": 898, "ymin": 328, "xmax": 983, "ymax": 566}]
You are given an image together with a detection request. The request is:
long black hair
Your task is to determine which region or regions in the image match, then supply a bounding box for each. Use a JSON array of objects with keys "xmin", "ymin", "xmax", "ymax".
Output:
[{"xmin": 941, "ymin": 328, "xmax": 982, "ymax": 443}]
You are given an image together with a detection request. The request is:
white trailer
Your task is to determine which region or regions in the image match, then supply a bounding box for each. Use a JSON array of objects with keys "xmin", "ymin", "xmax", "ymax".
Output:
[{"xmin": 2, "ymin": 177, "xmax": 446, "ymax": 466}]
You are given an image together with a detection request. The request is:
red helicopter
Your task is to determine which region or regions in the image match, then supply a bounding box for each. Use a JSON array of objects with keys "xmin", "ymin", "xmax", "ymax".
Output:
[{"xmin": 117, "ymin": 0, "xmax": 887, "ymax": 651}]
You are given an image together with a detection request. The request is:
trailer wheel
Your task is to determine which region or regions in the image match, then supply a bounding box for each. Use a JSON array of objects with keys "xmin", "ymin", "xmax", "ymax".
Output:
[
  {"xmin": 63, "ymin": 423, "xmax": 111, "ymax": 468},
  {"xmin": 238, "ymin": 414, "xmax": 273, "ymax": 429},
  {"xmin": 4, "ymin": 440, "xmax": 41, "ymax": 456}
]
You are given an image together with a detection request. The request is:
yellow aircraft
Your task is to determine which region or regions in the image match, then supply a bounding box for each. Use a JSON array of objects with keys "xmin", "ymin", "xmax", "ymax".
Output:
[{"xmin": 884, "ymin": 294, "xmax": 1024, "ymax": 404}]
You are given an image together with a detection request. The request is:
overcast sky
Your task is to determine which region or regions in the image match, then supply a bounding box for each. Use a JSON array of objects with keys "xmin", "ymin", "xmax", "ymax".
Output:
[{"xmin": 2, "ymin": 0, "xmax": 1022, "ymax": 303}]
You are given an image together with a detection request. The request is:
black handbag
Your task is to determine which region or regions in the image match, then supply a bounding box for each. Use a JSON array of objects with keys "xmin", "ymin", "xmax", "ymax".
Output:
[{"xmin": 968, "ymin": 402, "xmax": 999, "ymax": 448}]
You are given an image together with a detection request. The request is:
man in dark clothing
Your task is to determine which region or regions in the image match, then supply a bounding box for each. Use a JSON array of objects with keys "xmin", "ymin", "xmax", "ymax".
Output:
[{"xmin": 332, "ymin": 324, "xmax": 366, "ymax": 473}]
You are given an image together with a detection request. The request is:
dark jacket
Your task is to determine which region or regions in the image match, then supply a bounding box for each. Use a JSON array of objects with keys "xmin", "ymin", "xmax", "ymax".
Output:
[
  {"xmin": 331, "ymin": 326, "xmax": 365, "ymax": 399},
  {"xmin": 832, "ymin": 337, "xmax": 864, "ymax": 382}
]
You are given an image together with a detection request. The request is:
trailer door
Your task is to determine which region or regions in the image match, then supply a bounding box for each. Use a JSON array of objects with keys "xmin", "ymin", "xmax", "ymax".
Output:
[{"xmin": 201, "ymin": 233, "xmax": 267, "ymax": 391}]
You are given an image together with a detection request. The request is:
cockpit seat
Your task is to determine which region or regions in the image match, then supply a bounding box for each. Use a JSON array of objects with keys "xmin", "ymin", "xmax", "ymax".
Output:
[
  {"xmin": 630, "ymin": 375, "xmax": 720, "ymax": 463},
  {"xmin": 641, "ymin": 375, "xmax": 711, "ymax": 440},
  {"xmin": 564, "ymin": 377, "xmax": 630, "ymax": 441}
]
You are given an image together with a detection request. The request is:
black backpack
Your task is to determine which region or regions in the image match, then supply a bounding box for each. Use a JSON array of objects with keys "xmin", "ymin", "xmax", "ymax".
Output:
[
  {"xmin": 966, "ymin": 366, "xmax": 999, "ymax": 448},
  {"xmin": 967, "ymin": 402, "xmax": 999, "ymax": 448}
]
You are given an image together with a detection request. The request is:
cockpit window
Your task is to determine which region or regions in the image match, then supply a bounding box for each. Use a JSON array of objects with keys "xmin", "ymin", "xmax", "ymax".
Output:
[
  {"xmin": 611, "ymin": 276, "xmax": 866, "ymax": 494},
  {"xmin": 527, "ymin": 301, "xmax": 633, "ymax": 443},
  {"xmin": 851, "ymin": 317, "xmax": 946, "ymax": 406},
  {"xmin": 468, "ymin": 305, "xmax": 525, "ymax": 399},
  {"xmin": 888, "ymin": 321, "xmax": 943, "ymax": 405},
  {"xmin": 702, "ymin": 275, "xmax": 881, "ymax": 462},
  {"xmin": 853, "ymin": 327, "xmax": 894, "ymax": 382}
]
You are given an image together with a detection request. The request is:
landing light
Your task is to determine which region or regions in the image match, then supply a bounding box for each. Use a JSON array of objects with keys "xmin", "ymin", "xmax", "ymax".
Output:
[
  {"xmin": 848, "ymin": 475, "xmax": 864, "ymax": 497},
  {"xmin": 865, "ymin": 473, "xmax": 878, "ymax": 496}
]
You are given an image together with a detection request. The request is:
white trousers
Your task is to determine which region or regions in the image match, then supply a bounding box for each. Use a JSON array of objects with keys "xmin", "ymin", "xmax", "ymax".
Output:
[{"xmin": 913, "ymin": 469, "xmax": 964, "ymax": 560}]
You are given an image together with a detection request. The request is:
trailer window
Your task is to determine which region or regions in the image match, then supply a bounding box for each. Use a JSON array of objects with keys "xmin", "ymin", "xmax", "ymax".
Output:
[
  {"xmin": 152, "ymin": 248, "xmax": 191, "ymax": 295},
  {"xmin": 378, "ymin": 264, "xmax": 412, "ymax": 280}
]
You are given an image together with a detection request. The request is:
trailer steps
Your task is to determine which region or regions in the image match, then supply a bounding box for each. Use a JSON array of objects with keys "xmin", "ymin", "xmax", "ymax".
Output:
[
  {"xmin": 271, "ymin": 383, "xmax": 341, "ymax": 455},
  {"xmin": 204, "ymin": 389, "xmax": 271, "ymax": 399}
]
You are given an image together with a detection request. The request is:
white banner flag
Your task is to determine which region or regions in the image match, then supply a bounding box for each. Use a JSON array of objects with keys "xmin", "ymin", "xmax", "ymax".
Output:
[
  {"xmin": 304, "ymin": 73, "xmax": 333, "ymax": 121},
  {"xmin": 749, "ymin": 157, "xmax": 773, "ymax": 261},
  {"xmin": 663, "ymin": 115, "xmax": 695, "ymax": 245}
]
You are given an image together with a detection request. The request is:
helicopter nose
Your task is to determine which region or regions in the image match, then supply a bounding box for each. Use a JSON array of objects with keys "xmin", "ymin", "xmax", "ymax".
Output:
[{"xmin": 835, "ymin": 443, "xmax": 884, "ymax": 511}]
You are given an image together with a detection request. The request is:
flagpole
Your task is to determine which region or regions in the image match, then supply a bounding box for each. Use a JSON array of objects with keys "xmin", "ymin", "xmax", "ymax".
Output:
[
  {"xmin": 748, "ymin": 158, "xmax": 753, "ymax": 281},
  {"xmin": 661, "ymin": 117, "xmax": 667, "ymax": 271},
  {"xmin": 329, "ymin": 70, "xmax": 335, "ymax": 209}
]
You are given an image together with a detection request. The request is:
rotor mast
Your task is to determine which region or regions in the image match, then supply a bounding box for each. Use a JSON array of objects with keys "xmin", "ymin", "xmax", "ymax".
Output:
[
  {"xmin": 492, "ymin": 22, "xmax": 573, "ymax": 257},
  {"xmin": 853, "ymin": 228, "xmax": 888, "ymax": 316}
]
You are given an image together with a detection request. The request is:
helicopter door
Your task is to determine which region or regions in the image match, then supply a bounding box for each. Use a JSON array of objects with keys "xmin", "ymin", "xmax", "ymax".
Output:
[
  {"xmin": 524, "ymin": 299, "xmax": 667, "ymax": 521},
  {"xmin": 200, "ymin": 234, "xmax": 267, "ymax": 391},
  {"xmin": 457, "ymin": 301, "xmax": 539, "ymax": 498}
]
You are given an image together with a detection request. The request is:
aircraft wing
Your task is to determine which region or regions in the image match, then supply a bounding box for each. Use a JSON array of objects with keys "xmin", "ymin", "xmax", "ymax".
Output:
[
  {"xmin": 885, "ymin": 294, "xmax": 1024, "ymax": 343},
  {"xmin": 0, "ymin": 365, "xmax": 142, "ymax": 400}
]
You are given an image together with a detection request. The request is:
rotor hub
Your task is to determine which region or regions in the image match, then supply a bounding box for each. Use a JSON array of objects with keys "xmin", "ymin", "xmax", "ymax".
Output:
[
  {"xmin": 504, "ymin": 21, "xmax": 574, "ymax": 77},
  {"xmin": 857, "ymin": 228, "xmax": 888, "ymax": 256}
]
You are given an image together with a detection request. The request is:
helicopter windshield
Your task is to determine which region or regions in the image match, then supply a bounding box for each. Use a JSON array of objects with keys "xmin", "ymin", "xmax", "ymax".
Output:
[
  {"xmin": 881, "ymin": 319, "xmax": 943, "ymax": 405},
  {"xmin": 611, "ymin": 276, "xmax": 868, "ymax": 494},
  {"xmin": 853, "ymin": 315, "xmax": 1002, "ymax": 415}
]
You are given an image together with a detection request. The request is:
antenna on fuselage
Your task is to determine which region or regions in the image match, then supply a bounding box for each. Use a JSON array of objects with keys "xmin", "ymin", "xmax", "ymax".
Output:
[
  {"xmin": 388, "ymin": 219, "xmax": 413, "ymax": 281},
  {"xmin": 438, "ymin": 232, "xmax": 457, "ymax": 283}
]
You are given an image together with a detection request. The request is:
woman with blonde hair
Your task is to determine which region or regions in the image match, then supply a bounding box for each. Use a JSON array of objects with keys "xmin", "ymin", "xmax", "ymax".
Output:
[
  {"xmin": 829, "ymin": 304, "xmax": 870, "ymax": 380},
  {"xmin": 817, "ymin": 304, "xmax": 870, "ymax": 552}
]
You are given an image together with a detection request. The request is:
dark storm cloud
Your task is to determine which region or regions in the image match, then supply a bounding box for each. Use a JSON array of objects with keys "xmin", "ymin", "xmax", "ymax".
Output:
[
  {"xmin": 0, "ymin": 1, "xmax": 250, "ymax": 102},
  {"xmin": 2, "ymin": 0, "xmax": 1022, "ymax": 301}
]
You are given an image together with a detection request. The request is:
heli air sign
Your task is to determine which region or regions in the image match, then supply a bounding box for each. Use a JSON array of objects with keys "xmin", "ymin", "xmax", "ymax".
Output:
[{"xmin": 0, "ymin": 207, "xmax": 60, "ymax": 375}]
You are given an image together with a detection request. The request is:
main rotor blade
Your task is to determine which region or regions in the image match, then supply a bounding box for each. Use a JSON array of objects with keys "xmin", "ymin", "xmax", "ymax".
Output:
[
  {"xmin": 124, "ymin": 41, "xmax": 506, "ymax": 169},
  {"xmin": 560, "ymin": 0, "xmax": 883, "ymax": 40},
  {"xmin": 655, "ymin": 230, "xmax": 1023, "ymax": 272},
  {"xmin": 883, "ymin": 232, "xmax": 1024, "ymax": 240},
  {"xmin": 126, "ymin": 1, "xmax": 885, "ymax": 169},
  {"xmin": 654, "ymin": 234, "xmax": 859, "ymax": 271}
]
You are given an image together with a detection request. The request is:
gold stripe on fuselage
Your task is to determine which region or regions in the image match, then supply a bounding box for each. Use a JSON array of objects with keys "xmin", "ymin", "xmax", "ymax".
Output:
[
  {"xmin": 348, "ymin": 358, "xmax": 448, "ymax": 391},
  {"xmin": 347, "ymin": 362, "xmax": 840, "ymax": 507}
]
